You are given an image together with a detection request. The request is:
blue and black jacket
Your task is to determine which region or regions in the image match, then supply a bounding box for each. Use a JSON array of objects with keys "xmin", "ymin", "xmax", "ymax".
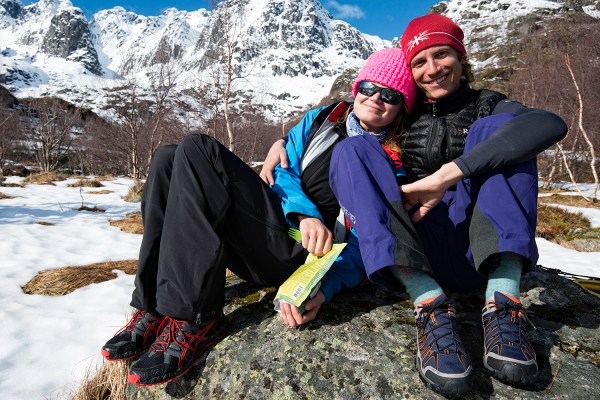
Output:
[{"xmin": 270, "ymin": 101, "xmax": 367, "ymax": 303}]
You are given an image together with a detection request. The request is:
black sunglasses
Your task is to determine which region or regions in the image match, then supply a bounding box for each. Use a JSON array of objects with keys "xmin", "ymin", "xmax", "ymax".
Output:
[{"xmin": 357, "ymin": 81, "xmax": 404, "ymax": 105}]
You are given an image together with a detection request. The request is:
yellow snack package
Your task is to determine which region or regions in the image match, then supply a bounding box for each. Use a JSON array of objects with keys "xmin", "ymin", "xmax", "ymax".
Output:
[{"xmin": 274, "ymin": 243, "xmax": 347, "ymax": 313}]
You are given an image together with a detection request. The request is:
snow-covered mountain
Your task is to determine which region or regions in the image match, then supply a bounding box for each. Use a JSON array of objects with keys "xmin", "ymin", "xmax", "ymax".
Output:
[
  {"xmin": 0, "ymin": 0, "xmax": 387, "ymax": 120},
  {"xmin": 0, "ymin": 0, "xmax": 598, "ymax": 121},
  {"xmin": 434, "ymin": 0, "xmax": 600, "ymax": 77}
]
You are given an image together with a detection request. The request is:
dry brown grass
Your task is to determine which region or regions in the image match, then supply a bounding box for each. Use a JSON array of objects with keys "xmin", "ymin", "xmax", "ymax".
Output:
[
  {"xmin": 124, "ymin": 180, "xmax": 144, "ymax": 203},
  {"xmin": 110, "ymin": 212, "xmax": 143, "ymax": 234},
  {"xmin": 88, "ymin": 190, "xmax": 114, "ymax": 195},
  {"xmin": 539, "ymin": 193, "xmax": 600, "ymax": 209},
  {"xmin": 72, "ymin": 357, "xmax": 130, "ymax": 400},
  {"xmin": 36, "ymin": 221, "xmax": 55, "ymax": 226},
  {"xmin": 0, "ymin": 182, "xmax": 23, "ymax": 187},
  {"xmin": 23, "ymin": 171, "xmax": 67, "ymax": 185},
  {"xmin": 68, "ymin": 179, "xmax": 104, "ymax": 188},
  {"xmin": 21, "ymin": 260, "xmax": 137, "ymax": 296},
  {"xmin": 95, "ymin": 175, "xmax": 117, "ymax": 182},
  {"xmin": 536, "ymin": 204, "xmax": 591, "ymax": 243},
  {"xmin": 77, "ymin": 205, "xmax": 106, "ymax": 213},
  {"xmin": 0, "ymin": 191, "xmax": 15, "ymax": 199}
]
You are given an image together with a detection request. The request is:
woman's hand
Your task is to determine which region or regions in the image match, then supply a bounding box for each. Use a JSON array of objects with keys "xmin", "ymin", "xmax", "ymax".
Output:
[
  {"xmin": 259, "ymin": 138, "xmax": 288, "ymax": 185},
  {"xmin": 279, "ymin": 290, "xmax": 325, "ymax": 327},
  {"xmin": 400, "ymin": 162, "xmax": 464, "ymax": 222},
  {"xmin": 298, "ymin": 215, "xmax": 333, "ymax": 256}
]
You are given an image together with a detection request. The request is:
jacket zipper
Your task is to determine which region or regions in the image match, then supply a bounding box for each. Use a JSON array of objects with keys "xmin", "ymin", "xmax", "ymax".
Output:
[{"xmin": 425, "ymin": 101, "xmax": 438, "ymax": 173}]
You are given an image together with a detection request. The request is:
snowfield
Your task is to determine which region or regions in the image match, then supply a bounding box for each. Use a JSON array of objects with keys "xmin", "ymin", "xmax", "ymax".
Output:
[{"xmin": 0, "ymin": 176, "xmax": 598, "ymax": 399}]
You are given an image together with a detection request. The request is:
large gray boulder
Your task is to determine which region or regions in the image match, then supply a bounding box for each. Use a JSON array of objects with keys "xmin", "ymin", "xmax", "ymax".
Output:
[{"xmin": 128, "ymin": 270, "xmax": 600, "ymax": 399}]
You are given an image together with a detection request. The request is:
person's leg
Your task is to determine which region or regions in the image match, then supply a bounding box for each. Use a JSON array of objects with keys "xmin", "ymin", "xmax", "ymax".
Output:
[
  {"xmin": 330, "ymin": 135, "xmax": 472, "ymax": 396},
  {"xmin": 485, "ymin": 252, "xmax": 522, "ymax": 300},
  {"xmin": 461, "ymin": 114, "xmax": 538, "ymax": 276},
  {"xmin": 128, "ymin": 134, "xmax": 306, "ymax": 386},
  {"xmin": 152, "ymin": 134, "xmax": 305, "ymax": 321},
  {"xmin": 456, "ymin": 114, "xmax": 538, "ymax": 385},
  {"xmin": 131, "ymin": 144, "xmax": 177, "ymax": 313},
  {"xmin": 102, "ymin": 145, "xmax": 176, "ymax": 361},
  {"xmin": 329, "ymin": 134, "xmax": 431, "ymax": 287}
]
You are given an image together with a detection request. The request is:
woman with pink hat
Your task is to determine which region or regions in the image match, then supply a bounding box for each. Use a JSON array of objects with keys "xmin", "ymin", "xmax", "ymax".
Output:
[
  {"xmin": 261, "ymin": 13, "xmax": 567, "ymax": 397},
  {"xmin": 100, "ymin": 47, "xmax": 417, "ymax": 387}
]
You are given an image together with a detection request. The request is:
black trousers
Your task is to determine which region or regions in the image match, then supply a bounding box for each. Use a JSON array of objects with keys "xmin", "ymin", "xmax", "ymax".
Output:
[{"xmin": 130, "ymin": 134, "xmax": 307, "ymax": 321}]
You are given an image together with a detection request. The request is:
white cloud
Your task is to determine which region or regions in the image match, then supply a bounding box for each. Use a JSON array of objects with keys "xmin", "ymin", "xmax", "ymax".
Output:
[{"xmin": 326, "ymin": 1, "xmax": 366, "ymax": 20}]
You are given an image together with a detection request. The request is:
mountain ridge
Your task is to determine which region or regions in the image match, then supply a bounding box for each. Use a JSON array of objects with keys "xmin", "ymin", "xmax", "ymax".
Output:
[
  {"xmin": 1, "ymin": 0, "xmax": 599, "ymax": 122},
  {"xmin": 1, "ymin": 0, "xmax": 388, "ymax": 121}
]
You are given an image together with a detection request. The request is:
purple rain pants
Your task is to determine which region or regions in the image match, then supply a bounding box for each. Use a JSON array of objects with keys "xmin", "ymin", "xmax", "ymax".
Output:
[{"xmin": 329, "ymin": 113, "xmax": 538, "ymax": 291}]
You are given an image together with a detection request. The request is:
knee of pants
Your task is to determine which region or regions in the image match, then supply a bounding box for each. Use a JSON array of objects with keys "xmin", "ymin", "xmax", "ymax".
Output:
[
  {"xmin": 464, "ymin": 113, "xmax": 518, "ymax": 151},
  {"xmin": 334, "ymin": 135, "xmax": 381, "ymax": 159},
  {"xmin": 151, "ymin": 144, "xmax": 177, "ymax": 170},
  {"xmin": 332, "ymin": 136, "xmax": 387, "ymax": 177},
  {"xmin": 177, "ymin": 133, "xmax": 221, "ymax": 157}
]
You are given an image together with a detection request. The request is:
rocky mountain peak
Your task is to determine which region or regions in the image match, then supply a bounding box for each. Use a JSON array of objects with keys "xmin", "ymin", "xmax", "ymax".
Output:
[
  {"xmin": 3, "ymin": 0, "xmax": 597, "ymax": 121},
  {"xmin": 41, "ymin": 7, "xmax": 102, "ymax": 75},
  {"xmin": 0, "ymin": 0, "xmax": 23, "ymax": 19}
]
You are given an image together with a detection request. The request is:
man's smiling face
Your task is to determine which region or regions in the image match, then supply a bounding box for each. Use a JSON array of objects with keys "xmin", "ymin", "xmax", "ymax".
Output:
[{"xmin": 410, "ymin": 45, "xmax": 466, "ymax": 100}]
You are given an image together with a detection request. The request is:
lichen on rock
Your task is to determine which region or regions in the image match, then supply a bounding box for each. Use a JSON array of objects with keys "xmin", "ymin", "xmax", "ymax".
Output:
[{"xmin": 128, "ymin": 270, "xmax": 600, "ymax": 399}]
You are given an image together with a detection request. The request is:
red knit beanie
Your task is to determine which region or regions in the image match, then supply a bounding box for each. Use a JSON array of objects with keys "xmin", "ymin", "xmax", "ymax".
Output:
[
  {"xmin": 401, "ymin": 14, "xmax": 466, "ymax": 64},
  {"xmin": 352, "ymin": 48, "xmax": 417, "ymax": 113}
]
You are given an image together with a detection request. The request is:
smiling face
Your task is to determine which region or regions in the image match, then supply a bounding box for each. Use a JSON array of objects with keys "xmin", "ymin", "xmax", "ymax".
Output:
[
  {"xmin": 409, "ymin": 45, "xmax": 466, "ymax": 100},
  {"xmin": 353, "ymin": 83, "xmax": 403, "ymax": 133}
]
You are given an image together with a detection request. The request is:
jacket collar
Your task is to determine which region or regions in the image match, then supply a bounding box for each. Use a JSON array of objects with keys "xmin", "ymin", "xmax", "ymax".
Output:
[{"xmin": 417, "ymin": 82, "xmax": 475, "ymax": 116}]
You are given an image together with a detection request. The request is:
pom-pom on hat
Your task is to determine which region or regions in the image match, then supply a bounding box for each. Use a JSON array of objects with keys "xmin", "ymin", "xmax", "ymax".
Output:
[
  {"xmin": 401, "ymin": 13, "xmax": 466, "ymax": 64},
  {"xmin": 352, "ymin": 48, "xmax": 416, "ymax": 113}
]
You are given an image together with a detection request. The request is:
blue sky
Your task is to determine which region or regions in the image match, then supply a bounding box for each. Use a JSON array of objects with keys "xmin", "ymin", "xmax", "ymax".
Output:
[{"xmin": 21, "ymin": 0, "xmax": 440, "ymax": 41}]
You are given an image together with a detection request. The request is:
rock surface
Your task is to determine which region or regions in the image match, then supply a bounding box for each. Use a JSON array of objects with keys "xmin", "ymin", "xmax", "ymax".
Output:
[{"xmin": 128, "ymin": 269, "xmax": 600, "ymax": 399}]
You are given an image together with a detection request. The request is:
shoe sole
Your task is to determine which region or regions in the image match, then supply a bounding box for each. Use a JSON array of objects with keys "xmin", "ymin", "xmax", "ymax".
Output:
[
  {"xmin": 484, "ymin": 356, "xmax": 538, "ymax": 386},
  {"xmin": 101, "ymin": 348, "xmax": 147, "ymax": 362},
  {"xmin": 128, "ymin": 325, "xmax": 229, "ymax": 386},
  {"xmin": 416, "ymin": 355, "xmax": 473, "ymax": 396}
]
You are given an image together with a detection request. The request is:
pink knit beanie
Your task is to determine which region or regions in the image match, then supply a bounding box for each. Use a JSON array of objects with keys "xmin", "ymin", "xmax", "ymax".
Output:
[
  {"xmin": 352, "ymin": 48, "xmax": 416, "ymax": 113},
  {"xmin": 401, "ymin": 14, "xmax": 466, "ymax": 64}
]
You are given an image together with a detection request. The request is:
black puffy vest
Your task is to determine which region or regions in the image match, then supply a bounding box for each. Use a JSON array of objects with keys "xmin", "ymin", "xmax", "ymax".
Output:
[{"xmin": 402, "ymin": 85, "xmax": 507, "ymax": 181}]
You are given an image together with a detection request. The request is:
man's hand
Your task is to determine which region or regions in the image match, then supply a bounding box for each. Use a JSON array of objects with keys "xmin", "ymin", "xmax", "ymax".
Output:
[
  {"xmin": 259, "ymin": 138, "xmax": 288, "ymax": 185},
  {"xmin": 279, "ymin": 290, "xmax": 325, "ymax": 327},
  {"xmin": 298, "ymin": 216, "xmax": 333, "ymax": 256},
  {"xmin": 400, "ymin": 162, "xmax": 464, "ymax": 223}
]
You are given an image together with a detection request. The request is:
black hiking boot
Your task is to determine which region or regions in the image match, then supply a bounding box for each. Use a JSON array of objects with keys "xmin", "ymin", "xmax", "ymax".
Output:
[
  {"xmin": 127, "ymin": 315, "xmax": 229, "ymax": 386},
  {"xmin": 101, "ymin": 309, "xmax": 166, "ymax": 361}
]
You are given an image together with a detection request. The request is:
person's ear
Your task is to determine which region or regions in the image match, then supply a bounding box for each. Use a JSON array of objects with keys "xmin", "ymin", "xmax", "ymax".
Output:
[{"xmin": 460, "ymin": 54, "xmax": 468, "ymax": 65}]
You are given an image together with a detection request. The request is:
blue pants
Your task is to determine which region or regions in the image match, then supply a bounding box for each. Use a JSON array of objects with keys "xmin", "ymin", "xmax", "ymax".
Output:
[{"xmin": 329, "ymin": 114, "xmax": 538, "ymax": 291}]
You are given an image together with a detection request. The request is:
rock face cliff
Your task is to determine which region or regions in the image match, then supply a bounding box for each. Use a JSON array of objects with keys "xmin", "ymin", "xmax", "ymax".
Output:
[
  {"xmin": 41, "ymin": 7, "xmax": 101, "ymax": 75},
  {"xmin": 128, "ymin": 270, "xmax": 600, "ymax": 399}
]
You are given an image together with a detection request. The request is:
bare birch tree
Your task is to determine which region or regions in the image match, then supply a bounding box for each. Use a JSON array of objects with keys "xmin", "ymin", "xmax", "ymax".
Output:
[
  {"xmin": 144, "ymin": 60, "xmax": 183, "ymax": 174},
  {"xmin": 564, "ymin": 54, "xmax": 598, "ymax": 201},
  {"xmin": 508, "ymin": 15, "xmax": 599, "ymax": 197},
  {"xmin": 0, "ymin": 108, "xmax": 19, "ymax": 180},
  {"xmin": 105, "ymin": 78, "xmax": 146, "ymax": 178},
  {"xmin": 205, "ymin": 0, "xmax": 248, "ymax": 152},
  {"xmin": 23, "ymin": 98, "xmax": 79, "ymax": 172}
]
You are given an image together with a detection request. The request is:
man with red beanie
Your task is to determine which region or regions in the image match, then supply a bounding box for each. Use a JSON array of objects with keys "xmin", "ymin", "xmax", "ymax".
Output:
[
  {"xmin": 261, "ymin": 11, "xmax": 567, "ymax": 398},
  {"xmin": 328, "ymin": 13, "xmax": 565, "ymax": 395},
  {"xmin": 371, "ymin": 13, "xmax": 566, "ymax": 395}
]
